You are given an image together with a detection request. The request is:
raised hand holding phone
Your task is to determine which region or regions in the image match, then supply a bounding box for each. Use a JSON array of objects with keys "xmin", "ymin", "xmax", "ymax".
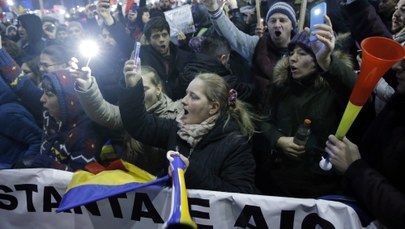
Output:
[
  {"xmin": 69, "ymin": 57, "xmax": 93, "ymax": 90},
  {"xmin": 124, "ymin": 53, "xmax": 142, "ymax": 88},
  {"xmin": 309, "ymin": 14, "xmax": 335, "ymax": 71},
  {"xmin": 133, "ymin": 41, "xmax": 141, "ymax": 73},
  {"xmin": 309, "ymin": 2, "xmax": 327, "ymax": 42}
]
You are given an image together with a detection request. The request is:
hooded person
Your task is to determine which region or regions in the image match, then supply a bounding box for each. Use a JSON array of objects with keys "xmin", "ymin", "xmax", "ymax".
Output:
[
  {"xmin": 0, "ymin": 76, "xmax": 42, "ymax": 169},
  {"xmin": 17, "ymin": 13, "xmax": 46, "ymax": 60},
  {"xmin": 0, "ymin": 41, "xmax": 108, "ymax": 171},
  {"xmin": 36, "ymin": 70, "xmax": 108, "ymax": 171},
  {"xmin": 201, "ymin": 0, "xmax": 298, "ymax": 112},
  {"xmin": 255, "ymin": 21, "xmax": 358, "ymax": 197}
]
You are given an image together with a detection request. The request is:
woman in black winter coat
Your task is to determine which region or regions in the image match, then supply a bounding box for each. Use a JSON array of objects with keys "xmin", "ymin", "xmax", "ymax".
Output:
[{"xmin": 119, "ymin": 61, "xmax": 258, "ymax": 194}]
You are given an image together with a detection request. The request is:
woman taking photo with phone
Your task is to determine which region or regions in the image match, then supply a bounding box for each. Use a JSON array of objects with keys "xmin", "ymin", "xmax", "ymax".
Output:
[{"xmin": 255, "ymin": 16, "xmax": 358, "ymax": 198}]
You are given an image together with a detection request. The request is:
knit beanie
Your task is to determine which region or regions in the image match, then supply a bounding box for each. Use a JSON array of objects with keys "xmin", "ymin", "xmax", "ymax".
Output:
[
  {"xmin": 288, "ymin": 31, "xmax": 312, "ymax": 54},
  {"xmin": 265, "ymin": 2, "xmax": 297, "ymax": 29}
]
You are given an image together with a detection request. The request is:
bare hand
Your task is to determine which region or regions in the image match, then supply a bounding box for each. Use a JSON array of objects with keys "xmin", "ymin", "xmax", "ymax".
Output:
[
  {"xmin": 325, "ymin": 135, "xmax": 361, "ymax": 173},
  {"xmin": 167, "ymin": 151, "xmax": 189, "ymax": 177},
  {"xmin": 69, "ymin": 57, "xmax": 93, "ymax": 90},
  {"xmin": 85, "ymin": 3, "xmax": 97, "ymax": 19},
  {"xmin": 277, "ymin": 136, "xmax": 306, "ymax": 159},
  {"xmin": 177, "ymin": 31, "xmax": 186, "ymax": 42},
  {"xmin": 226, "ymin": 0, "xmax": 238, "ymax": 9},
  {"xmin": 201, "ymin": 0, "xmax": 220, "ymax": 11},
  {"xmin": 123, "ymin": 56, "xmax": 142, "ymax": 88},
  {"xmin": 97, "ymin": 0, "xmax": 114, "ymax": 25},
  {"xmin": 309, "ymin": 15, "xmax": 335, "ymax": 71},
  {"xmin": 255, "ymin": 19, "xmax": 265, "ymax": 37}
]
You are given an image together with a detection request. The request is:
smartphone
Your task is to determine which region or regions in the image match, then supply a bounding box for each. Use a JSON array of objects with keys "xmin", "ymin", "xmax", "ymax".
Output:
[
  {"xmin": 133, "ymin": 41, "xmax": 141, "ymax": 70},
  {"xmin": 309, "ymin": 2, "xmax": 327, "ymax": 42}
]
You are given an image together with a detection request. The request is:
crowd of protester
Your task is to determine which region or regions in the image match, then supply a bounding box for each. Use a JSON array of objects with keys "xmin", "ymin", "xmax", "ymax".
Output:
[{"xmin": 0, "ymin": 0, "xmax": 404, "ymax": 227}]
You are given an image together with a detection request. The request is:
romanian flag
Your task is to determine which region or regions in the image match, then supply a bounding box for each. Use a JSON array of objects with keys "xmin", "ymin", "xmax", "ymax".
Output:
[{"xmin": 56, "ymin": 160, "xmax": 169, "ymax": 212}]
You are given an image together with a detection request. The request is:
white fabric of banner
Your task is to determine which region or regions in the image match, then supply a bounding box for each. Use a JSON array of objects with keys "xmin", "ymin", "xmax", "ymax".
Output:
[{"xmin": 0, "ymin": 169, "xmax": 383, "ymax": 229}]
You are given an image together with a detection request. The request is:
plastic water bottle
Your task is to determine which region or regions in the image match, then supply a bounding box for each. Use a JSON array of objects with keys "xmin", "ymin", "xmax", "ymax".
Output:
[{"xmin": 293, "ymin": 119, "xmax": 311, "ymax": 145}]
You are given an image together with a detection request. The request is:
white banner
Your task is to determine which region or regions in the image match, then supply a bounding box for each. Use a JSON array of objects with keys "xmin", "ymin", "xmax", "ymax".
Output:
[
  {"xmin": 164, "ymin": 4, "xmax": 196, "ymax": 37},
  {"xmin": 0, "ymin": 169, "xmax": 382, "ymax": 229}
]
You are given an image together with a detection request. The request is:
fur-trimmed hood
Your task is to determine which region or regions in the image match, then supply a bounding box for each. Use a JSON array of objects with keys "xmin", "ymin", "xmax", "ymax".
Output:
[{"xmin": 272, "ymin": 33, "xmax": 354, "ymax": 89}]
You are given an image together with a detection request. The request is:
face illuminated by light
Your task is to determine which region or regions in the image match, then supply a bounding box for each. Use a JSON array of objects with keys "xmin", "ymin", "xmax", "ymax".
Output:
[
  {"xmin": 68, "ymin": 25, "xmax": 84, "ymax": 39},
  {"xmin": 148, "ymin": 29, "xmax": 170, "ymax": 56},
  {"xmin": 40, "ymin": 83, "xmax": 61, "ymax": 122},
  {"xmin": 39, "ymin": 53, "xmax": 66, "ymax": 74},
  {"xmin": 267, "ymin": 13, "xmax": 293, "ymax": 48},
  {"xmin": 288, "ymin": 46, "xmax": 317, "ymax": 80},
  {"xmin": 142, "ymin": 72, "xmax": 162, "ymax": 109},
  {"xmin": 392, "ymin": 0, "xmax": 405, "ymax": 33},
  {"xmin": 180, "ymin": 78, "xmax": 219, "ymax": 125}
]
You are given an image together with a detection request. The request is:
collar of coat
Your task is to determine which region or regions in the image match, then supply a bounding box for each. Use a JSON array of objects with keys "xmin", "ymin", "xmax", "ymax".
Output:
[{"xmin": 272, "ymin": 33, "xmax": 354, "ymax": 89}]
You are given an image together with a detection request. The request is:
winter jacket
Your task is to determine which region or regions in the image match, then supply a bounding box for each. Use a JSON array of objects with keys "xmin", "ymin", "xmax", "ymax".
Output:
[
  {"xmin": 0, "ymin": 77, "xmax": 42, "ymax": 168},
  {"xmin": 0, "ymin": 48, "xmax": 107, "ymax": 171},
  {"xmin": 208, "ymin": 8, "xmax": 290, "ymax": 110},
  {"xmin": 75, "ymin": 77, "xmax": 183, "ymax": 175},
  {"xmin": 208, "ymin": 8, "xmax": 259, "ymax": 63},
  {"xmin": 39, "ymin": 70, "xmax": 108, "ymax": 171},
  {"xmin": 119, "ymin": 80, "xmax": 257, "ymax": 193},
  {"xmin": 343, "ymin": 93, "xmax": 405, "ymax": 229},
  {"xmin": 0, "ymin": 48, "xmax": 43, "ymax": 126},
  {"xmin": 251, "ymin": 33, "xmax": 289, "ymax": 109},
  {"xmin": 105, "ymin": 18, "xmax": 136, "ymax": 59},
  {"xmin": 257, "ymin": 53, "xmax": 357, "ymax": 198}
]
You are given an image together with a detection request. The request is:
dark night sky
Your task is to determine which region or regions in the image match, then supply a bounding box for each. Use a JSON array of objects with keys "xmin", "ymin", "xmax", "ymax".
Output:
[{"xmin": 15, "ymin": 0, "xmax": 91, "ymax": 9}]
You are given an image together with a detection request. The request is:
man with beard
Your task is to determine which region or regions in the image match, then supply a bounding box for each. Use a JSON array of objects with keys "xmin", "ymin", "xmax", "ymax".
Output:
[{"xmin": 201, "ymin": 0, "xmax": 297, "ymax": 112}]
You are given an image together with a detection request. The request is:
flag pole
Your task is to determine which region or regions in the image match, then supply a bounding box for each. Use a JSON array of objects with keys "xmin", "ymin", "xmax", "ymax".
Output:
[{"xmin": 298, "ymin": 0, "xmax": 308, "ymax": 32}]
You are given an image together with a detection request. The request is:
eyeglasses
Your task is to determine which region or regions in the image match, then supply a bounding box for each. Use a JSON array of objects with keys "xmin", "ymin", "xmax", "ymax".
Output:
[{"xmin": 39, "ymin": 62, "xmax": 63, "ymax": 69}]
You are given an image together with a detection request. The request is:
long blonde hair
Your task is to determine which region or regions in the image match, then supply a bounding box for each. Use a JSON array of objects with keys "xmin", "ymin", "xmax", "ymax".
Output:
[{"xmin": 196, "ymin": 73, "xmax": 257, "ymax": 139}]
